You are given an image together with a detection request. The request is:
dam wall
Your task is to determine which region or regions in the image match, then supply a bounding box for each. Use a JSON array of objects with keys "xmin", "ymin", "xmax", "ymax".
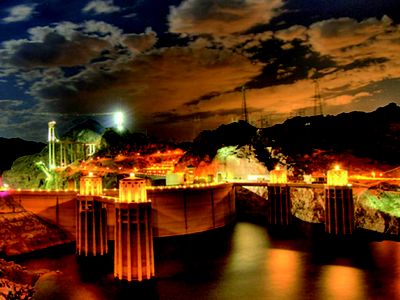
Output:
[{"xmin": 10, "ymin": 183, "xmax": 236, "ymax": 238}]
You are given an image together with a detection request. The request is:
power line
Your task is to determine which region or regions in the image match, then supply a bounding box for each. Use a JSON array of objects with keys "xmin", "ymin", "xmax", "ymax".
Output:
[
  {"xmin": 32, "ymin": 112, "xmax": 114, "ymax": 117},
  {"xmin": 3, "ymin": 110, "xmax": 114, "ymax": 117}
]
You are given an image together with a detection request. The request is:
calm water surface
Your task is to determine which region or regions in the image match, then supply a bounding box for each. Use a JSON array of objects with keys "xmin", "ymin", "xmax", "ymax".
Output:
[{"xmin": 21, "ymin": 222, "xmax": 400, "ymax": 300}]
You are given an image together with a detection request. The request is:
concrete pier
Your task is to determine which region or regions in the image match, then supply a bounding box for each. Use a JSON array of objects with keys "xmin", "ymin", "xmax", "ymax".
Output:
[
  {"xmin": 76, "ymin": 197, "xmax": 108, "ymax": 256},
  {"xmin": 114, "ymin": 174, "xmax": 155, "ymax": 282},
  {"xmin": 76, "ymin": 173, "xmax": 108, "ymax": 256},
  {"xmin": 324, "ymin": 186, "xmax": 354, "ymax": 235},
  {"xmin": 267, "ymin": 184, "xmax": 292, "ymax": 225},
  {"xmin": 114, "ymin": 202, "xmax": 155, "ymax": 281}
]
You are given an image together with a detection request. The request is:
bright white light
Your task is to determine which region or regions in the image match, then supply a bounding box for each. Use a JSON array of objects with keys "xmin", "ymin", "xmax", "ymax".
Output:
[{"xmin": 114, "ymin": 112, "xmax": 124, "ymax": 131}]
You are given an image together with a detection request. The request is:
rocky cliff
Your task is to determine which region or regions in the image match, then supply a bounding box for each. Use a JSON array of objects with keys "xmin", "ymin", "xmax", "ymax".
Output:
[
  {"xmin": 236, "ymin": 185, "xmax": 400, "ymax": 239},
  {"xmin": 0, "ymin": 192, "xmax": 70, "ymax": 256},
  {"xmin": 0, "ymin": 258, "xmax": 49, "ymax": 300},
  {"xmin": 355, "ymin": 189, "xmax": 400, "ymax": 235}
]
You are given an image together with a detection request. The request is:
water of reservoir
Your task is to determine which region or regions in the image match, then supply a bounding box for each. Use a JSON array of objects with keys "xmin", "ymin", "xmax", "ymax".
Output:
[{"xmin": 20, "ymin": 222, "xmax": 400, "ymax": 300}]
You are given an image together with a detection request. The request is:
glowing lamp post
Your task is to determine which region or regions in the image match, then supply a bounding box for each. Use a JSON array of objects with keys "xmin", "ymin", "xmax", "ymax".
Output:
[
  {"xmin": 269, "ymin": 166, "xmax": 287, "ymax": 184},
  {"xmin": 114, "ymin": 173, "xmax": 155, "ymax": 282},
  {"xmin": 327, "ymin": 165, "xmax": 348, "ymax": 186}
]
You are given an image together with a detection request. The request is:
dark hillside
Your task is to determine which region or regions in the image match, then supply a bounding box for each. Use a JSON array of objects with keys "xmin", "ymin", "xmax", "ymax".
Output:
[
  {"xmin": 262, "ymin": 103, "xmax": 400, "ymax": 164},
  {"xmin": 0, "ymin": 138, "xmax": 45, "ymax": 173}
]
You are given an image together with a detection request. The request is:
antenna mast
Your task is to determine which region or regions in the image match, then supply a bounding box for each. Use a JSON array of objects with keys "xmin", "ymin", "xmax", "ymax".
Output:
[{"xmin": 242, "ymin": 85, "xmax": 249, "ymax": 122}]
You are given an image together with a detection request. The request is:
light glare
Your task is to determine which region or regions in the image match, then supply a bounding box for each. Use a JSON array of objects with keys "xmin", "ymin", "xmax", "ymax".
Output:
[{"xmin": 114, "ymin": 112, "xmax": 124, "ymax": 131}]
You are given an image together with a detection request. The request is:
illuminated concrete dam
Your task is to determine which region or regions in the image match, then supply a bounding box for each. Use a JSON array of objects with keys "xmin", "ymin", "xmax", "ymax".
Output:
[
  {"xmin": 9, "ymin": 183, "xmax": 236, "ymax": 239},
  {"xmin": 9, "ymin": 181, "xmax": 357, "ymax": 239},
  {"xmin": 8, "ymin": 175, "xmax": 398, "ymax": 283}
]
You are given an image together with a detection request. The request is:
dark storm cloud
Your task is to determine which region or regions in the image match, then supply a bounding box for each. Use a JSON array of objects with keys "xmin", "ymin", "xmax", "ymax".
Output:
[
  {"xmin": 184, "ymin": 91, "xmax": 222, "ymax": 106},
  {"xmin": 6, "ymin": 31, "xmax": 109, "ymax": 68},
  {"xmin": 169, "ymin": 0, "xmax": 284, "ymax": 36},
  {"xmin": 305, "ymin": 16, "xmax": 398, "ymax": 64},
  {"xmin": 0, "ymin": 99, "xmax": 24, "ymax": 110},
  {"xmin": 340, "ymin": 57, "xmax": 389, "ymax": 72},
  {"xmin": 123, "ymin": 28, "xmax": 158, "ymax": 53},
  {"xmin": 29, "ymin": 44, "xmax": 261, "ymax": 117},
  {"xmin": 16, "ymin": 13, "xmax": 400, "ymax": 139},
  {"xmin": 0, "ymin": 98, "xmax": 47, "ymax": 141},
  {"xmin": 29, "ymin": 63, "xmax": 125, "ymax": 113},
  {"xmin": 244, "ymin": 39, "xmax": 335, "ymax": 89},
  {"xmin": 1, "ymin": 0, "xmax": 400, "ymax": 142},
  {"xmin": 249, "ymin": 15, "xmax": 399, "ymax": 89},
  {"xmin": 246, "ymin": 14, "xmax": 400, "ymax": 113},
  {"xmin": 0, "ymin": 21, "xmax": 157, "ymax": 71},
  {"xmin": 269, "ymin": 0, "xmax": 400, "ymax": 30}
]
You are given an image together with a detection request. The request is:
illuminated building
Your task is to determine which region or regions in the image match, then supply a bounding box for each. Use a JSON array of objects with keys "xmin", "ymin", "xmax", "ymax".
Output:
[
  {"xmin": 141, "ymin": 165, "xmax": 174, "ymax": 176},
  {"xmin": 76, "ymin": 173, "xmax": 108, "ymax": 256},
  {"xmin": 114, "ymin": 173, "xmax": 155, "ymax": 282},
  {"xmin": 325, "ymin": 165, "xmax": 354, "ymax": 235},
  {"xmin": 267, "ymin": 166, "xmax": 291, "ymax": 225},
  {"xmin": 166, "ymin": 172, "xmax": 185, "ymax": 186}
]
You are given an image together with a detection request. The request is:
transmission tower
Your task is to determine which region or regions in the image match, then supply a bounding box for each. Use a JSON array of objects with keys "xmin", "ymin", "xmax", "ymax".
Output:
[
  {"xmin": 241, "ymin": 85, "xmax": 249, "ymax": 122},
  {"xmin": 256, "ymin": 114, "xmax": 271, "ymax": 128},
  {"xmin": 313, "ymin": 79, "xmax": 323, "ymax": 116},
  {"xmin": 192, "ymin": 116, "xmax": 200, "ymax": 139},
  {"xmin": 48, "ymin": 121, "xmax": 57, "ymax": 169}
]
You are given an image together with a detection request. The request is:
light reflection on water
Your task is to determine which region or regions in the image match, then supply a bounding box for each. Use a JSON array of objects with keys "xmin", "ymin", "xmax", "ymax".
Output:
[
  {"xmin": 266, "ymin": 249, "xmax": 302, "ymax": 298},
  {"xmin": 21, "ymin": 222, "xmax": 400, "ymax": 300},
  {"xmin": 319, "ymin": 265, "xmax": 365, "ymax": 300}
]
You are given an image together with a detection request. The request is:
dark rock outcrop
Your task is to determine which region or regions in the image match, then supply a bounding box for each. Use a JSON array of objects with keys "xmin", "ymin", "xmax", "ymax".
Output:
[{"xmin": 0, "ymin": 258, "xmax": 48, "ymax": 300}]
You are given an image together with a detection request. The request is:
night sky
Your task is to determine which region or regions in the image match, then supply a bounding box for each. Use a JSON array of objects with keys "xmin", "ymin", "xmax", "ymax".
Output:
[{"xmin": 0, "ymin": 0, "xmax": 399, "ymax": 142}]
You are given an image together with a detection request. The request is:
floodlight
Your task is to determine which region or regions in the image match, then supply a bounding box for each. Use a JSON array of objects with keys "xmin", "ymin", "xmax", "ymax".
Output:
[{"xmin": 114, "ymin": 112, "xmax": 124, "ymax": 131}]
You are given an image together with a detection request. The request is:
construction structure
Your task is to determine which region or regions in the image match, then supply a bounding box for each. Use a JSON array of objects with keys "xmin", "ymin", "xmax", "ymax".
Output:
[
  {"xmin": 48, "ymin": 121, "xmax": 57, "ymax": 169},
  {"xmin": 114, "ymin": 174, "xmax": 155, "ymax": 282},
  {"xmin": 46, "ymin": 121, "xmax": 99, "ymax": 170},
  {"xmin": 76, "ymin": 172, "xmax": 108, "ymax": 256}
]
